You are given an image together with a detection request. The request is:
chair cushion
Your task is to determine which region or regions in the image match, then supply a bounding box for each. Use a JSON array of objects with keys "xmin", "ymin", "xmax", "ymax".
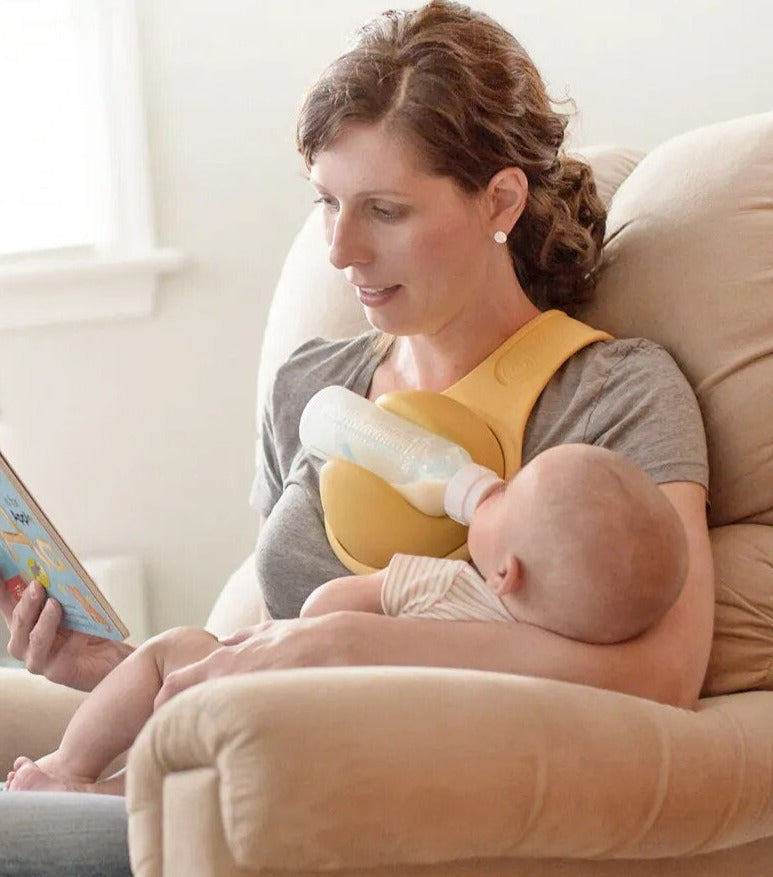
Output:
[
  {"xmin": 571, "ymin": 144, "xmax": 647, "ymax": 209},
  {"xmin": 582, "ymin": 112, "xmax": 773, "ymax": 695}
]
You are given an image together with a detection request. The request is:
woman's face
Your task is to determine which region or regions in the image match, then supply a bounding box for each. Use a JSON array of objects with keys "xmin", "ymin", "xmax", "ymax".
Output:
[{"xmin": 310, "ymin": 122, "xmax": 495, "ymax": 338}]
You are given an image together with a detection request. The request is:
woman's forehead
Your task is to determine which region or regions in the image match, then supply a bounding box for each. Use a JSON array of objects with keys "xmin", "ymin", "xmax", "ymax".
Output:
[
  {"xmin": 311, "ymin": 127, "xmax": 483, "ymax": 216},
  {"xmin": 311, "ymin": 123, "xmax": 431, "ymax": 186}
]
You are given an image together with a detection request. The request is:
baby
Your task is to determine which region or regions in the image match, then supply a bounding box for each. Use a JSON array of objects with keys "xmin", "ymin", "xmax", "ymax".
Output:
[
  {"xmin": 5, "ymin": 444, "xmax": 687, "ymax": 795},
  {"xmin": 301, "ymin": 443, "xmax": 689, "ymax": 644}
]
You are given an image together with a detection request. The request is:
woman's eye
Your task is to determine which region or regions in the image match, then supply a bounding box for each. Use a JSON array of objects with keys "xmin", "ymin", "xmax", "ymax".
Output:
[
  {"xmin": 313, "ymin": 196, "xmax": 338, "ymax": 211},
  {"xmin": 372, "ymin": 204, "xmax": 400, "ymax": 221}
]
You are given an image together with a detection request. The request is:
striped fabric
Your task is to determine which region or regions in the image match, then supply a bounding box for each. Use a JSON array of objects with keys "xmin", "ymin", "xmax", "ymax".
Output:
[{"xmin": 381, "ymin": 554, "xmax": 514, "ymax": 622}]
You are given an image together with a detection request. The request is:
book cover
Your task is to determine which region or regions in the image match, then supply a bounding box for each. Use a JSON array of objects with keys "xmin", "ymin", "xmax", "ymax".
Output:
[{"xmin": 0, "ymin": 450, "xmax": 129, "ymax": 641}]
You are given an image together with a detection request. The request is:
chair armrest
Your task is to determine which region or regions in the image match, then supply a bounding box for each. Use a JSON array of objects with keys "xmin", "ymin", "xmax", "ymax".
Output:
[
  {"xmin": 0, "ymin": 668, "xmax": 85, "ymax": 773},
  {"xmin": 126, "ymin": 668, "xmax": 773, "ymax": 876}
]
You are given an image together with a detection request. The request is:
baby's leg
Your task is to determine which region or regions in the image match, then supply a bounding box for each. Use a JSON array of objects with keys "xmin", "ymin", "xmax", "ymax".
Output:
[{"xmin": 7, "ymin": 626, "xmax": 220, "ymax": 795}]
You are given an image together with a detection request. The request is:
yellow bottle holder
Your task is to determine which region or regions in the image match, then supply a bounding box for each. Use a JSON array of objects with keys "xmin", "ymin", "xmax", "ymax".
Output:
[{"xmin": 320, "ymin": 310, "xmax": 612, "ymax": 574}]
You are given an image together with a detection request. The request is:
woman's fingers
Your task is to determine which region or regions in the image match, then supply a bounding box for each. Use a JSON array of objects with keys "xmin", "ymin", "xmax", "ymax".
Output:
[
  {"xmin": 217, "ymin": 627, "xmax": 257, "ymax": 646},
  {"xmin": 154, "ymin": 658, "xmax": 208, "ymax": 710},
  {"xmin": 154, "ymin": 619, "xmax": 330, "ymax": 710},
  {"xmin": 156, "ymin": 643, "xmax": 243, "ymax": 708},
  {"xmin": 7, "ymin": 581, "xmax": 46, "ymax": 660},
  {"xmin": 22, "ymin": 599, "xmax": 62, "ymax": 676}
]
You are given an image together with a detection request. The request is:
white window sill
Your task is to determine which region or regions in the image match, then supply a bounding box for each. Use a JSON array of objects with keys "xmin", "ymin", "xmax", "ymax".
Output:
[{"xmin": 0, "ymin": 249, "xmax": 185, "ymax": 330}]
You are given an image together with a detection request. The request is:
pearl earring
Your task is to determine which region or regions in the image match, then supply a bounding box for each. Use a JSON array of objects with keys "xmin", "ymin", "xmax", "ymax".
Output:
[{"xmin": 493, "ymin": 230, "xmax": 508, "ymax": 244}]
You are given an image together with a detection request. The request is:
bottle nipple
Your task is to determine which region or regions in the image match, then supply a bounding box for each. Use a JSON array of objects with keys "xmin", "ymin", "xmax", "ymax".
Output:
[{"xmin": 444, "ymin": 463, "xmax": 504, "ymax": 525}]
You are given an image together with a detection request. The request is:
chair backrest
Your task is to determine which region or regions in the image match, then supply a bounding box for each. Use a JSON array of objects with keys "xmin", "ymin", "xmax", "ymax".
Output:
[{"xmin": 582, "ymin": 113, "xmax": 773, "ymax": 695}]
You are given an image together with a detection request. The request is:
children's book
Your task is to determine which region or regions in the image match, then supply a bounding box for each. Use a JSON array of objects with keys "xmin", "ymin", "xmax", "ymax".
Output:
[{"xmin": 0, "ymin": 449, "xmax": 128, "ymax": 641}]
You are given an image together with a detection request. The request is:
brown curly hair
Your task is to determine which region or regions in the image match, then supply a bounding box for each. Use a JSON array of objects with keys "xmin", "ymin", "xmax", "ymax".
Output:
[{"xmin": 296, "ymin": 0, "xmax": 606, "ymax": 314}]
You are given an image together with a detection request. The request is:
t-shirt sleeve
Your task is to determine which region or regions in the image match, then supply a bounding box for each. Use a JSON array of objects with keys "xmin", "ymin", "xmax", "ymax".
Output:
[
  {"xmin": 249, "ymin": 332, "xmax": 383, "ymax": 523},
  {"xmin": 249, "ymin": 340, "xmax": 316, "ymax": 521},
  {"xmin": 381, "ymin": 554, "xmax": 466, "ymax": 617},
  {"xmin": 251, "ymin": 387, "xmax": 283, "ymax": 520},
  {"xmin": 583, "ymin": 341, "xmax": 709, "ymax": 490}
]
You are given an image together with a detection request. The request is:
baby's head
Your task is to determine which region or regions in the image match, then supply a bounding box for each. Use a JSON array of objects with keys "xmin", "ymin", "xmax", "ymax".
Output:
[{"xmin": 467, "ymin": 444, "xmax": 688, "ymax": 643}]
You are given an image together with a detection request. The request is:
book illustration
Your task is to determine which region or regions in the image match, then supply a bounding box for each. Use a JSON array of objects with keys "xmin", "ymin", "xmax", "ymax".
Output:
[
  {"xmin": 0, "ymin": 452, "xmax": 128, "ymax": 641},
  {"xmin": 27, "ymin": 557, "xmax": 50, "ymax": 586}
]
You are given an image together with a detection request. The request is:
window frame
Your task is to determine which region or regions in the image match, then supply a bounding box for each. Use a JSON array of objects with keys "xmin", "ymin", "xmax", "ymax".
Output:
[{"xmin": 0, "ymin": 0, "xmax": 183, "ymax": 331}]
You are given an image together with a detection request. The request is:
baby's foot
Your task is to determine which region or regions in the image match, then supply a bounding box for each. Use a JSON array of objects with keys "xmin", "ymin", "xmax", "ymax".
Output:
[
  {"xmin": 5, "ymin": 755, "xmax": 35, "ymax": 790},
  {"xmin": 7, "ymin": 757, "xmax": 69, "ymax": 792},
  {"xmin": 6, "ymin": 756, "xmax": 95, "ymax": 794}
]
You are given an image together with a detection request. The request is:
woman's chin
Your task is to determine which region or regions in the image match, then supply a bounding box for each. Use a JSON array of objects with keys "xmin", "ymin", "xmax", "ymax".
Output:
[{"xmin": 363, "ymin": 310, "xmax": 410, "ymax": 336}]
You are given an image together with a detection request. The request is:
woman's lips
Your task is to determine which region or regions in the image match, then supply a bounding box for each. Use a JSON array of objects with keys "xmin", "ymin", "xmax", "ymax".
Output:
[{"xmin": 356, "ymin": 284, "xmax": 401, "ymax": 306}]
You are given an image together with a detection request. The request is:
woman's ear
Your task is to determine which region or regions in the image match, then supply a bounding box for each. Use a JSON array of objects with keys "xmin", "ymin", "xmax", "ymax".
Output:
[
  {"xmin": 487, "ymin": 554, "xmax": 523, "ymax": 596},
  {"xmin": 487, "ymin": 167, "xmax": 528, "ymax": 234}
]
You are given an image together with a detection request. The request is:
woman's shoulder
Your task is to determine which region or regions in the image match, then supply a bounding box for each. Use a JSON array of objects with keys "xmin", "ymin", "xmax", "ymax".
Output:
[
  {"xmin": 560, "ymin": 335, "xmax": 695, "ymax": 401},
  {"xmin": 537, "ymin": 335, "xmax": 693, "ymax": 413},
  {"xmin": 273, "ymin": 331, "xmax": 382, "ymax": 391},
  {"xmin": 569, "ymin": 334, "xmax": 701, "ymax": 420},
  {"xmin": 263, "ymin": 331, "xmax": 385, "ymax": 440},
  {"xmin": 576, "ymin": 334, "xmax": 683, "ymax": 373},
  {"xmin": 584, "ymin": 337, "xmax": 707, "ymax": 485},
  {"xmin": 528, "ymin": 333, "xmax": 708, "ymax": 487}
]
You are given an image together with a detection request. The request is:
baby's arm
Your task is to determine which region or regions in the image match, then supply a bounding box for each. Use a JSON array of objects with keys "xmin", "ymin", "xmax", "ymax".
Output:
[{"xmin": 300, "ymin": 569, "xmax": 387, "ymax": 617}]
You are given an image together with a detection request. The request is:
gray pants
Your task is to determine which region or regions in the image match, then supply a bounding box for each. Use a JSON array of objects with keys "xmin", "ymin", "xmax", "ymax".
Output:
[{"xmin": 0, "ymin": 789, "xmax": 130, "ymax": 876}]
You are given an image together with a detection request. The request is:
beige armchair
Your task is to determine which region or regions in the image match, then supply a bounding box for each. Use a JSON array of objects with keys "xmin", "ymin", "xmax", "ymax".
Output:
[{"xmin": 3, "ymin": 112, "xmax": 773, "ymax": 876}]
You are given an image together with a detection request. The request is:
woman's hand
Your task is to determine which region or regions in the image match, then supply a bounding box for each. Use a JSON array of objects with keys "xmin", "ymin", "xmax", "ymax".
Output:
[
  {"xmin": 154, "ymin": 616, "xmax": 340, "ymax": 709},
  {"xmin": 3, "ymin": 581, "xmax": 132, "ymax": 691}
]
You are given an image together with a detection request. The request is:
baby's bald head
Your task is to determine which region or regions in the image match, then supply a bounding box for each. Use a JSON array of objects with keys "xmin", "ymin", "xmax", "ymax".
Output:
[{"xmin": 496, "ymin": 444, "xmax": 688, "ymax": 643}]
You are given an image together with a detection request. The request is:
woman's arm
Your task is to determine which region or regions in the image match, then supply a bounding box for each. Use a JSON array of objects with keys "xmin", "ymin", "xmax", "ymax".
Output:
[
  {"xmin": 324, "ymin": 481, "xmax": 714, "ymax": 707},
  {"xmin": 160, "ymin": 481, "xmax": 713, "ymax": 709}
]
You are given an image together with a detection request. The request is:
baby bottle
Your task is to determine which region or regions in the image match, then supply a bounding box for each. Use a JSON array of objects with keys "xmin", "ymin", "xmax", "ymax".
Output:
[{"xmin": 299, "ymin": 385, "xmax": 503, "ymax": 524}]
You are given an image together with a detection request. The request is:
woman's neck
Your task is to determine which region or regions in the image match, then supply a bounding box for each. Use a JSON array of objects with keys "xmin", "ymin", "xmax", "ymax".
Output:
[{"xmin": 382, "ymin": 292, "xmax": 541, "ymax": 394}]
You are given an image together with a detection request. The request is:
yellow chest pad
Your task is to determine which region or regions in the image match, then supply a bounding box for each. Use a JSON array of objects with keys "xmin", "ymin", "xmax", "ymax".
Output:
[{"xmin": 319, "ymin": 310, "xmax": 612, "ymax": 574}]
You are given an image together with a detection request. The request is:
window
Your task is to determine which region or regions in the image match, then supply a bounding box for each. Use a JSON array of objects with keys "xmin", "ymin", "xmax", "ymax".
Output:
[{"xmin": 0, "ymin": 0, "xmax": 182, "ymax": 329}]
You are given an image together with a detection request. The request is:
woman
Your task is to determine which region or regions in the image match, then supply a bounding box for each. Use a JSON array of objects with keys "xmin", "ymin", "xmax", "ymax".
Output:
[{"xmin": 0, "ymin": 2, "xmax": 714, "ymax": 872}]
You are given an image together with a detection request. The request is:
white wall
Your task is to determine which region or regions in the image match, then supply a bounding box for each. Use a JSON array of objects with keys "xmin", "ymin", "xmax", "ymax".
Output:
[{"xmin": 0, "ymin": 0, "xmax": 770, "ymax": 637}]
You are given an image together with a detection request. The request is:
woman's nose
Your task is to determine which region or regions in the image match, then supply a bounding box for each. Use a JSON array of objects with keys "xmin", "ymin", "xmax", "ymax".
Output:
[{"xmin": 327, "ymin": 212, "xmax": 371, "ymax": 271}]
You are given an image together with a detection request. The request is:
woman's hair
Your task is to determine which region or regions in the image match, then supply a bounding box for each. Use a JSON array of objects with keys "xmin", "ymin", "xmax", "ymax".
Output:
[{"xmin": 296, "ymin": 0, "xmax": 606, "ymax": 314}]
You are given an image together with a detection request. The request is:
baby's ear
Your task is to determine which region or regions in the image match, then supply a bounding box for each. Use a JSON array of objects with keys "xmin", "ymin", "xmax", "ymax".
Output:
[{"xmin": 487, "ymin": 555, "xmax": 522, "ymax": 596}]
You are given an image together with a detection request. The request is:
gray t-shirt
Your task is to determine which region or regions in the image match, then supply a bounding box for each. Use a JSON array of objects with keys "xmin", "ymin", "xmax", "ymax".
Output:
[{"xmin": 253, "ymin": 331, "xmax": 708, "ymax": 619}]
